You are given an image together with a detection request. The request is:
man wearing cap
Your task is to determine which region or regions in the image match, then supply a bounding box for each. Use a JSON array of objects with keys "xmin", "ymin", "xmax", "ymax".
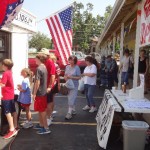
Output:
[{"xmin": 40, "ymin": 48, "xmax": 56, "ymax": 126}]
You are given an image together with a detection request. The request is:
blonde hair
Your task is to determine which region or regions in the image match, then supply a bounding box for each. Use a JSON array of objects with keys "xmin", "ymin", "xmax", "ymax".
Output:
[
  {"xmin": 2, "ymin": 59, "xmax": 13, "ymax": 69},
  {"xmin": 21, "ymin": 68, "xmax": 33, "ymax": 85},
  {"xmin": 36, "ymin": 53, "xmax": 47, "ymax": 63},
  {"xmin": 50, "ymin": 53, "xmax": 57, "ymax": 63},
  {"xmin": 21, "ymin": 68, "xmax": 30, "ymax": 76}
]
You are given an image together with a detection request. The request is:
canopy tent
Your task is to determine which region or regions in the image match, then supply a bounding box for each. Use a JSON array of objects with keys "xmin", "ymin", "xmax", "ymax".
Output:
[{"xmin": 96, "ymin": 0, "xmax": 150, "ymax": 126}]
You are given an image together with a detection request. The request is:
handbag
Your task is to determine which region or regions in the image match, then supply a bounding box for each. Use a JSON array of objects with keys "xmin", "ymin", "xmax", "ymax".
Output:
[
  {"xmin": 59, "ymin": 84, "xmax": 68, "ymax": 95},
  {"xmin": 52, "ymin": 82, "xmax": 59, "ymax": 93},
  {"xmin": 65, "ymin": 79, "xmax": 75, "ymax": 90},
  {"xmin": 78, "ymin": 78, "xmax": 84, "ymax": 91}
]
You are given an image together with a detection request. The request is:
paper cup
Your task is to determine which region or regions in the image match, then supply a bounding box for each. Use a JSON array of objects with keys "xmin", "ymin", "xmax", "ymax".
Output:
[{"xmin": 112, "ymin": 87, "xmax": 116, "ymax": 91}]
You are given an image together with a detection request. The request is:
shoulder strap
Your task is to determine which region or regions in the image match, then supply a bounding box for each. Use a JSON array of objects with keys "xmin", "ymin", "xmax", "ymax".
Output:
[{"xmin": 129, "ymin": 56, "xmax": 132, "ymax": 64}]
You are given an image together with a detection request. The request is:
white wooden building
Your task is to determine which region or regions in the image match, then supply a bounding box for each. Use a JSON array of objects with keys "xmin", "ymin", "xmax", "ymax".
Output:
[{"xmin": 0, "ymin": 8, "xmax": 37, "ymax": 92}]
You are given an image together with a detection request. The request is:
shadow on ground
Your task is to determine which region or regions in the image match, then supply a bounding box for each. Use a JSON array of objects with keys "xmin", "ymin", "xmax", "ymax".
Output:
[{"xmin": 1, "ymin": 87, "xmax": 150, "ymax": 150}]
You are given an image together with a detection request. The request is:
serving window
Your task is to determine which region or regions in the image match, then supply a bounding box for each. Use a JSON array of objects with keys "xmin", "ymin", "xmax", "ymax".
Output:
[{"xmin": 0, "ymin": 30, "xmax": 11, "ymax": 72}]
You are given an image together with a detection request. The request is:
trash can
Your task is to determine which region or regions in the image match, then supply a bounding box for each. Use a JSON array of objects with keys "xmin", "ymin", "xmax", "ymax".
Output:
[{"xmin": 122, "ymin": 120, "xmax": 149, "ymax": 150}]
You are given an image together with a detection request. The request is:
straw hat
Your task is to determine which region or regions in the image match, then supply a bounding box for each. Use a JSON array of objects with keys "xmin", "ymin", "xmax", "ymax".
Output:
[{"xmin": 39, "ymin": 48, "xmax": 50, "ymax": 55}]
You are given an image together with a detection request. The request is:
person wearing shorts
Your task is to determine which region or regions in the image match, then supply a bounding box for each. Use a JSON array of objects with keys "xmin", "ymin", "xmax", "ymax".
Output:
[
  {"xmin": 39, "ymin": 48, "xmax": 56, "ymax": 126},
  {"xmin": 32, "ymin": 53, "xmax": 50, "ymax": 135},
  {"xmin": 0, "ymin": 59, "xmax": 18, "ymax": 139},
  {"xmin": 120, "ymin": 49, "xmax": 133, "ymax": 87},
  {"xmin": 17, "ymin": 68, "xmax": 33, "ymax": 129},
  {"xmin": 47, "ymin": 54, "xmax": 60, "ymax": 125}
]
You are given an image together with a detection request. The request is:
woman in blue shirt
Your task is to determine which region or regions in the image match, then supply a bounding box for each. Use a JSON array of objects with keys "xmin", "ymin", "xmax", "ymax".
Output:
[{"xmin": 64, "ymin": 56, "xmax": 81, "ymax": 120}]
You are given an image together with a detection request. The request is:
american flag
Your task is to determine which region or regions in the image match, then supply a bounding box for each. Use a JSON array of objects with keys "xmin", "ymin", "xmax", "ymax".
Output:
[
  {"xmin": 0, "ymin": 0, "xmax": 24, "ymax": 28},
  {"xmin": 46, "ymin": 6, "xmax": 73, "ymax": 65}
]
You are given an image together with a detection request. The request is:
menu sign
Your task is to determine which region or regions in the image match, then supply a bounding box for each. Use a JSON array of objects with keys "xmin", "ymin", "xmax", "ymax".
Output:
[
  {"xmin": 140, "ymin": 0, "xmax": 150, "ymax": 47},
  {"xmin": 96, "ymin": 90, "xmax": 115, "ymax": 149}
]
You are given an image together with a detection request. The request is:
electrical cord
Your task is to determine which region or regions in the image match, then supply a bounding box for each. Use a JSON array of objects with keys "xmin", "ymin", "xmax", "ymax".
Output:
[{"xmin": 9, "ymin": 135, "xmax": 17, "ymax": 150}]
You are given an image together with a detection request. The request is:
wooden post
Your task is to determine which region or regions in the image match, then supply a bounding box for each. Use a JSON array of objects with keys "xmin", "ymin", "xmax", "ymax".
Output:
[
  {"xmin": 113, "ymin": 33, "xmax": 116, "ymax": 58},
  {"xmin": 118, "ymin": 23, "xmax": 124, "ymax": 90},
  {"xmin": 133, "ymin": 2, "xmax": 142, "ymax": 88},
  {"xmin": 101, "ymin": 46, "xmax": 103, "ymax": 56},
  {"xmin": 108, "ymin": 42, "xmax": 111, "ymax": 55},
  {"xmin": 106, "ymin": 44, "xmax": 108, "ymax": 56}
]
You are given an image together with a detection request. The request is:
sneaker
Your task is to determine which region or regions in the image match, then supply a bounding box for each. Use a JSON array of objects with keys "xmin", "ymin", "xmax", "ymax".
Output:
[
  {"xmin": 50, "ymin": 116, "xmax": 54, "ymax": 121},
  {"xmin": 65, "ymin": 113, "xmax": 72, "ymax": 120},
  {"xmin": 20, "ymin": 120, "xmax": 28, "ymax": 126},
  {"xmin": 72, "ymin": 110, "xmax": 76, "ymax": 115},
  {"xmin": 33, "ymin": 124, "xmax": 43, "ymax": 130},
  {"xmin": 89, "ymin": 106, "xmax": 97, "ymax": 113},
  {"xmin": 36, "ymin": 128, "xmax": 51, "ymax": 135},
  {"xmin": 52, "ymin": 110, "xmax": 57, "ymax": 117},
  {"xmin": 100, "ymin": 84, "xmax": 103, "ymax": 87},
  {"xmin": 19, "ymin": 116, "xmax": 26, "ymax": 120},
  {"xmin": 3, "ymin": 129, "xmax": 18, "ymax": 139},
  {"xmin": 23, "ymin": 121, "xmax": 33, "ymax": 129},
  {"xmin": 82, "ymin": 105, "xmax": 90, "ymax": 111},
  {"xmin": 47, "ymin": 119, "xmax": 52, "ymax": 126}
]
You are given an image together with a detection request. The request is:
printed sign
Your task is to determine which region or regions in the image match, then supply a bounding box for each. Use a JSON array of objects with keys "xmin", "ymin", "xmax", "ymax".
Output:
[
  {"xmin": 96, "ymin": 90, "xmax": 115, "ymax": 149},
  {"xmin": 140, "ymin": 0, "xmax": 150, "ymax": 47},
  {"xmin": 12, "ymin": 9, "xmax": 37, "ymax": 32}
]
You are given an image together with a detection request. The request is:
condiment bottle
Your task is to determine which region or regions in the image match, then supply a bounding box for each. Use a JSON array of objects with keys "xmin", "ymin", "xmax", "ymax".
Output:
[{"xmin": 122, "ymin": 82, "xmax": 126, "ymax": 93}]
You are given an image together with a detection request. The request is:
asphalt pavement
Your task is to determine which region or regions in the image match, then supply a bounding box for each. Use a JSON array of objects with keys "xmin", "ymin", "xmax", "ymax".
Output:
[{"xmin": 1, "ymin": 86, "xmax": 150, "ymax": 150}]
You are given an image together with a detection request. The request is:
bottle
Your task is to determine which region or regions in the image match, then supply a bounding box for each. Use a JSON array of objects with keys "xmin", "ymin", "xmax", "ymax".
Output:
[{"xmin": 122, "ymin": 82, "xmax": 126, "ymax": 93}]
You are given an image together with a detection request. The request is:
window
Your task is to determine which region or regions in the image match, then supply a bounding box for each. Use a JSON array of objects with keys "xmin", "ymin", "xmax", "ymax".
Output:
[{"xmin": 0, "ymin": 31, "xmax": 11, "ymax": 71}]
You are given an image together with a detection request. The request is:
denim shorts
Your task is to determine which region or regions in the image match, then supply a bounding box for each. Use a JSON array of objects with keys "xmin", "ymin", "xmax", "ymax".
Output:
[
  {"xmin": 2, "ymin": 99, "xmax": 16, "ymax": 114},
  {"xmin": 121, "ymin": 72, "xmax": 129, "ymax": 84}
]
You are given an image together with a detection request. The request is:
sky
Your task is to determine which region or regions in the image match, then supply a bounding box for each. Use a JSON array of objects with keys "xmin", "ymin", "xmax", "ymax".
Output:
[{"xmin": 23, "ymin": 0, "xmax": 116, "ymax": 37}]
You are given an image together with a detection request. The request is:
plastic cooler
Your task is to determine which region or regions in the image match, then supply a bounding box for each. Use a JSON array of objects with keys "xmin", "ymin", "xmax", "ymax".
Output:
[{"xmin": 122, "ymin": 120, "xmax": 149, "ymax": 150}]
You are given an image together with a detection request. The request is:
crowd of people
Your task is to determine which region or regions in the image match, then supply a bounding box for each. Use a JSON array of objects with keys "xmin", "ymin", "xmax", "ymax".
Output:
[
  {"xmin": 100, "ymin": 54, "xmax": 118, "ymax": 88},
  {"xmin": 0, "ymin": 48, "xmax": 98, "ymax": 139},
  {"xmin": 100, "ymin": 48, "xmax": 149, "ymax": 93},
  {"xmin": 0, "ymin": 47, "xmax": 149, "ymax": 139}
]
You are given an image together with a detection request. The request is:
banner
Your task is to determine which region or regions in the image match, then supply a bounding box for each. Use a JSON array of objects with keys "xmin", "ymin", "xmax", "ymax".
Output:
[
  {"xmin": 96, "ymin": 90, "xmax": 115, "ymax": 149},
  {"xmin": 140, "ymin": 0, "xmax": 150, "ymax": 47},
  {"xmin": 0, "ymin": 0, "xmax": 24, "ymax": 28}
]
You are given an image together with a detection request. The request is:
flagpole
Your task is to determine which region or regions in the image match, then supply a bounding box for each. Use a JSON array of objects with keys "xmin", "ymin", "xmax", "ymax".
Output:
[{"xmin": 37, "ymin": 2, "xmax": 75, "ymax": 23}]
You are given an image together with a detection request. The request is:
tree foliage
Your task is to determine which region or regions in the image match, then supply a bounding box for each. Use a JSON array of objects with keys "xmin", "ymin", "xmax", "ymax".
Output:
[
  {"xmin": 29, "ymin": 32, "xmax": 52, "ymax": 51},
  {"xmin": 73, "ymin": 2, "xmax": 112, "ymax": 52},
  {"xmin": 29, "ymin": 3, "xmax": 112, "ymax": 53}
]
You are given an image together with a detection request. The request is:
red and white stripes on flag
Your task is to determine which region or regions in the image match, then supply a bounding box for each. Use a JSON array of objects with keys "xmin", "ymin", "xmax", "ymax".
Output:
[{"xmin": 46, "ymin": 6, "xmax": 73, "ymax": 65}]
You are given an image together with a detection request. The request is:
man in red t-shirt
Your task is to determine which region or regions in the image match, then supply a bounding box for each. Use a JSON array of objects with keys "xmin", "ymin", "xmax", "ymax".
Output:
[
  {"xmin": 40, "ymin": 48, "xmax": 56, "ymax": 126},
  {"xmin": 0, "ymin": 59, "xmax": 18, "ymax": 139}
]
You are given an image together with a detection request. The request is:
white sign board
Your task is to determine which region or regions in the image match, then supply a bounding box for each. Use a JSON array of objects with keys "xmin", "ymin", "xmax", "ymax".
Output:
[
  {"xmin": 140, "ymin": 0, "xmax": 150, "ymax": 47},
  {"xmin": 96, "ymin": 90, "xmax": 115, "ymax": 149},
  {"xmin": 12, "ymin": 9, "xmax": 37, "ymax": 33}
]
